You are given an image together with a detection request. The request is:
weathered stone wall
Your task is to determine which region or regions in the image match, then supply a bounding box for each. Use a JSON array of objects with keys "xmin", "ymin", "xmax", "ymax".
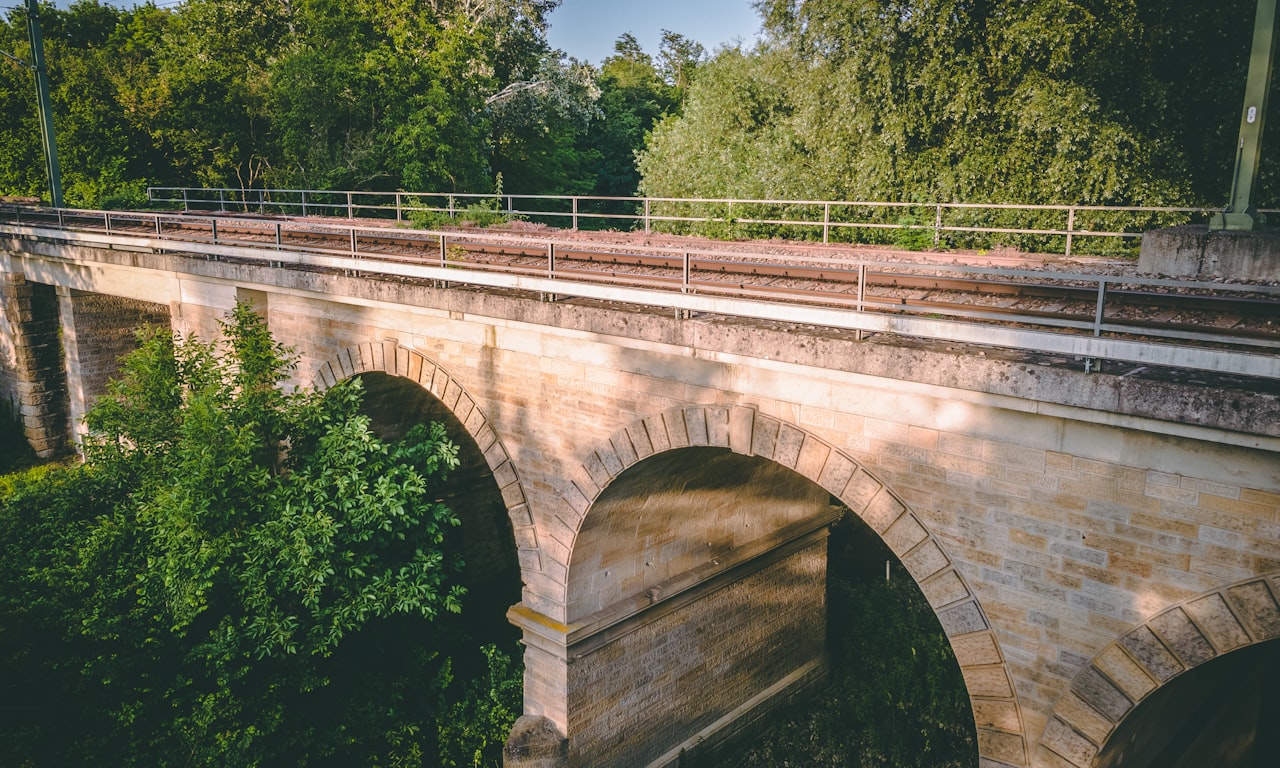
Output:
[
  {"xmin": 564, "ymin": 538, "xmax": 828, "ymax": 768},
  {"xmin": 57, "ymin": 289, "xmax": 170, "ymax": 441},
  {"xmin": 1, "ymin": 273, "xmax": 68, "ymax": 457}
]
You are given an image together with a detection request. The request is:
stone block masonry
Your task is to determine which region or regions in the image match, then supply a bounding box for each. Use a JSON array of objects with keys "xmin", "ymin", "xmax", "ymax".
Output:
[{"xmin": 1, "ymin": 272, "xmax": 68, "ymax": 457}]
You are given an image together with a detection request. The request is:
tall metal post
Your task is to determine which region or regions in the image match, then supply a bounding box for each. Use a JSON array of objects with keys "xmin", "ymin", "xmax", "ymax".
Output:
[
  {"xmin": 25, "ymin": 0, "xmax": 62, "ymax": 209},
  {"xmin": 1211, "ymin": 0, "xmax": 1277, "ymax": 231}
]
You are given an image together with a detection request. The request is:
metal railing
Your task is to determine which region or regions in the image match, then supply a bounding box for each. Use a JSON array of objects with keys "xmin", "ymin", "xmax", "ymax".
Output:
[
  {"xmin": 146, "ymin": 186, "xmax": 1255, "ymax": 258},
  {"xmin": 3, "ymin": 204, "xmax": 1278, "ymax": 382}
]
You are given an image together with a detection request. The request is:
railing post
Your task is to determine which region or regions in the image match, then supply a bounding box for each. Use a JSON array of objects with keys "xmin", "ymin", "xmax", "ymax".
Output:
[
  {"xmin": 682, "ymin": 251, "xmax": 691, "ymax": 293},
  {"xmin": 644, "ymin": 198, "xmax": 651, "ymax": 234},
  {"xmin": 301, "ymin": 190, "xmax": 307, "ymax": 217},
  {"xmin": 183, "ymin": 188, "xmax": 189, "ymax": 212},
  {"xmin": 155, "ymin": 214, "xmax": 162, "ymax": 236},
  {"xmin": 449, "ymin": 195, "xmax": 456, "ymax": 219},
  {"xmin": 548, "ymin": 242, "xmax": 556, "ymax": 276},
  {"xmin": 933, "ymin": 204, "xmax": 943, "ymax": 248},
  {"xmin": 218, "ymin": 189, "xmax": 226, "ymax": 213},
  {"xmin": 396, "ymin": 192, "xmax": 403, "ymax": 222},
  {"xmin": 440, "ymin": 234, "xmax": 447, "ymax": 266},
  {"xmin": 1065, "ymin": 206, "xmax": 1076, "ymax": 258},
  {"xmin": 104, "ymin": 210, "xmax": 111, "ymax": 233},
  {"xmin": 572, "ymin": 197, "xmax": 579, "ymax": 230},
  {"xmin": 823, "ymin": 203, "xmax": 831, "ymax": 244},
  {"xmin": 1093, "ymin": 278, "xmax": 1107, "ymax": 337},
  {"xmin": 856, "ymin": 263, "xmax": 866, "ymax": 312},
  {"xmin": 55, "ymin": 208, "xmax": 62, "ymax": 228},
  {"xmin": 210, "ymin": 217, "xmax": 217, "ymax": 243},
  {"xmin": 347, "ymin": 192, "xmax": 354, "ymax": 219},
  {"xmin": 350, "ymin": 227, "xmax": 357, "ymax": 254},
  {"xmin": 275, "ymin": 222, "xmax": 282, "ymax": 249}
]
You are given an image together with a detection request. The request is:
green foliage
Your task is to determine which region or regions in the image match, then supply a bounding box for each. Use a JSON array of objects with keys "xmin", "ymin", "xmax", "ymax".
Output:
[
  {"xmin": 641, "ymin": 0, "xmax": 1272, "ymax": 242},
  {"xmin": 0, "ymin": 302, "xmax": 521, "ymax": 766},
  {"xmin": 719, "ymin": 514, "xmax": 976, "ymax": 767}
]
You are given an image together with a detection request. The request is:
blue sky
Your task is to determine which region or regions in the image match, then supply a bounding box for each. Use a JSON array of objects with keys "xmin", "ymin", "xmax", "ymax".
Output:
[
  {"xmin": 40, "ymin": 1, "xmax": 764, "ymax": 66},
  {"xmin": 546, "ymin": 0, "xmax": 762, "ymax": 65}
]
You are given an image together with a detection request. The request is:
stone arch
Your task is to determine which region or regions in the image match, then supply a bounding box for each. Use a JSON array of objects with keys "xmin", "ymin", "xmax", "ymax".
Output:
[
  {"xmin": 1037, "ymin": 572, "xmax": 1280, "ymax": 768},
  {"xmin": 311, "ymin": 341, "xmax": 539, "ymax": 584},
  {"xmin": 547, "ymin": 404, "xmax": 1029, "ymax": 768}
]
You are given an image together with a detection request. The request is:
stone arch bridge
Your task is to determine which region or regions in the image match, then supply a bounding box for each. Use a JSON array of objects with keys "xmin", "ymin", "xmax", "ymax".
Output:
[{"xmin": 2, "ymin": 221, "xmax": 1279, "ymax": 768}]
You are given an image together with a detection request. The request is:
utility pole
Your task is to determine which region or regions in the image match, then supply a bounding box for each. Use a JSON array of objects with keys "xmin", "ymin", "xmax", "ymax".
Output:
[
  {"xmin": 25, "ymin": 0, "xmax": 62, "ymax": 209},
  {"xmin": 1211, "ymin": 0, "xmax": 1277, "ymax": 231}
]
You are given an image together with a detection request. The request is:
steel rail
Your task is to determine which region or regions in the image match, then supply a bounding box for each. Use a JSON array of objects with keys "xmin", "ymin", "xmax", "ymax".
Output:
[{"xmin": 2, "ymin": 208, "xmax": 1279, "ymax": 378}]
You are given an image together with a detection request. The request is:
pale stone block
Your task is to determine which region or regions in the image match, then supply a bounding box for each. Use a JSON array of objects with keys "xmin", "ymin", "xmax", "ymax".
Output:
[
  {"xmin": 663, "ymin": 408, "xmax": 690, "ymax": 449},
  {"xmin": 751, "ymin": 414, "xmax": 781, "ymax": 459},
  {"xmin": 818, "ymin": 450, "xmax": 858, "ymax": 497},
  {"xmin": 597, "ymin": 443, "xmax": 624, "ymax": 477},
  {"xmin": 976, "ymin": 728, "xmax": 1027, "ymax": 768},
  {"xmin": 1054, "ymin": 692, "xmax": 1114, "ymax": 746},
  {"xmin": 1184, "ymin": 593, "xmax": 1250, "ymax": 652},
  {"xmin": 774, "ymin": 423, "xmax": 805, "ymax": 468},
  {"xmin": 626, "ymin": 422, "xmax": 654, "ymax": 459},
  {"xmin": 904, "ymin": 540, "xmax": 950, "ymax": 582},
  {"xmin": 939, "ymin": 600, "xmax": 988, "ymax": 636},
  {"xmin": 922, "ymin": 568, "xmax": 971, "ymax": 608},
  {"xmin": 728, "ymin": 405, "xmax": 756, "ymax": 455},
  {"xmin": 1227, "ymin": 579, "xmax": 1280, "ymax": 640},
  {"xmin": 1041, "ymin": 718, "xmax": 1097, "ymax": 768},
  {"xmin": 884, "ymin": 513, "xmax": 928, "ymax": 556},
  {"xmin": 950, "ymin": 630, "xmax": 1003, "ymax": 666},
  {"xmin": 610, "ymin": 431, "xmax": 639, "ymax": 469},
  {"xmin": 1093, "ymin": 645, "xmax": 1155, "ymax": 702},
  {"xmin": 843, "ymin": 468, "xmax": 883, "ymax": 511},
  {"xmin": 1071, "ymin": 667, "xmax": 1131, "ymax": 722},
  {"xmin": 683, "ymin": 407, "xmax": 709, "ymax": 446},
  {"xmin": 972, "ymin": 698, "xmax": 1022, "ymax": 733},
  {"xmin": 862, "ymin": 489, "xmax": 906, "ymax": 533},
  {"xmin": 1117, "ymin": 626, "xmax": 1183, "ymax": 682},
  {"xmin": 706, "ymin": 406, "xmax": 730, "ymax": 447},
  {"xmin": 795, "ymin": 436, "xmax": 831, "ymax": 482},
  {"xmin": 644, "ymin": 414, "xmax": 672, "ymax": 453}
]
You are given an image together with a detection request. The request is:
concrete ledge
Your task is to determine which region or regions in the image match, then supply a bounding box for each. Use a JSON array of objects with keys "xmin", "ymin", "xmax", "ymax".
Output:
[{"xmin": 1139, "ymin": 224, "xmax": 1280, "ymax": 281}]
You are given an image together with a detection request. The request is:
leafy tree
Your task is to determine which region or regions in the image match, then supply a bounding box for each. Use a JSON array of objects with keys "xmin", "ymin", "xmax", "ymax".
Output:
[
  {"xmin": 642, "ymin": 0, "xmax": 1271, "ymax": 215},
  {"xmin": 571, "ymin": 34, "xmax": 679, "ymax": 198},
  {"xmin": 0, "ymin": 304, "xmax": 520, "ymax": 766}
]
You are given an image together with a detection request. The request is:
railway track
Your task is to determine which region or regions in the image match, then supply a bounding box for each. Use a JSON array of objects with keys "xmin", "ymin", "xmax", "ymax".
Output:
[{"xmin": 9, "ymin": 207, "xmax": 1280, "ymax": 351}]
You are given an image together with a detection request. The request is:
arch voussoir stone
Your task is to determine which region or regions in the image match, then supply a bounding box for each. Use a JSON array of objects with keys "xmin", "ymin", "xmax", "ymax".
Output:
[
  {"xmin": 312, "ymin": 343, "xmax": 540, "ymax": 581},
  {"xmin": 1039, "ymin": 573, "xmax": 1280, "ymax": 768},
  {"xmin": 547, "ymin": 404, "xmax": 1029, "ymax": 768}
]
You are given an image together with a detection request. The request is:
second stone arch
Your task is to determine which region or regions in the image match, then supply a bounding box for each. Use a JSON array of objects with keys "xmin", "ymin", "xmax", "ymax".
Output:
[{"xmin": 510, "ymin": 404, "xmax": 1028, "ymax": 768}]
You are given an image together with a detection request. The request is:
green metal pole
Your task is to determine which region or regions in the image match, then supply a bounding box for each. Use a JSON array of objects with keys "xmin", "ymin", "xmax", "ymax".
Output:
[
  {"xmin": 25, "ymin": 0, "xmax": 62, "ymax": 209},
  {"xmin": 1211, "ymin": 0, "xmax": 1277, "ymax": 231}
]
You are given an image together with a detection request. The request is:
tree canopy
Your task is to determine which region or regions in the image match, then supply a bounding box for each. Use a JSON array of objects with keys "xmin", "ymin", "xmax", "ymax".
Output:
[
  {"xmin": 640, "ymin": 0, "xmax": 1275, "ymax": 207},
  {"xmin": 0, "ymin": 304, "xmax": 519, "ymax": 766},
  {"xmin": 0, "ymin": 1, "xmax": 1271, "ymax": 212}
]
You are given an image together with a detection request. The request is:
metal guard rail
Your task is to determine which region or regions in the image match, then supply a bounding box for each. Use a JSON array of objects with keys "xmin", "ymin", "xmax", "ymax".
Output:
[
  {"xmin": 146, "ymin": 186, "xmax": 1271, "ymax": 258},
  {"xmin": 2, "ymin": 205, "xmax": 1279, "ymax": 382}
]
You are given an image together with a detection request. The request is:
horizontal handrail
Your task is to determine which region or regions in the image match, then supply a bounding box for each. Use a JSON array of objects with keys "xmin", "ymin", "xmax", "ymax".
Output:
[
  {"xmin": 3, "ymin": 204, "xmax": 1278, "ymax": 381},
  {"xmin": 144, "ymin": 186, "xmax": 1259, "ymax": 258}
]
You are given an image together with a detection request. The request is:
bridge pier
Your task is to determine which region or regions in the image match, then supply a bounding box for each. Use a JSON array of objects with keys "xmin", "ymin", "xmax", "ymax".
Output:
[{"xmin": 1, "ymin": 271, "xmax": 68, "ymax": 457}]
